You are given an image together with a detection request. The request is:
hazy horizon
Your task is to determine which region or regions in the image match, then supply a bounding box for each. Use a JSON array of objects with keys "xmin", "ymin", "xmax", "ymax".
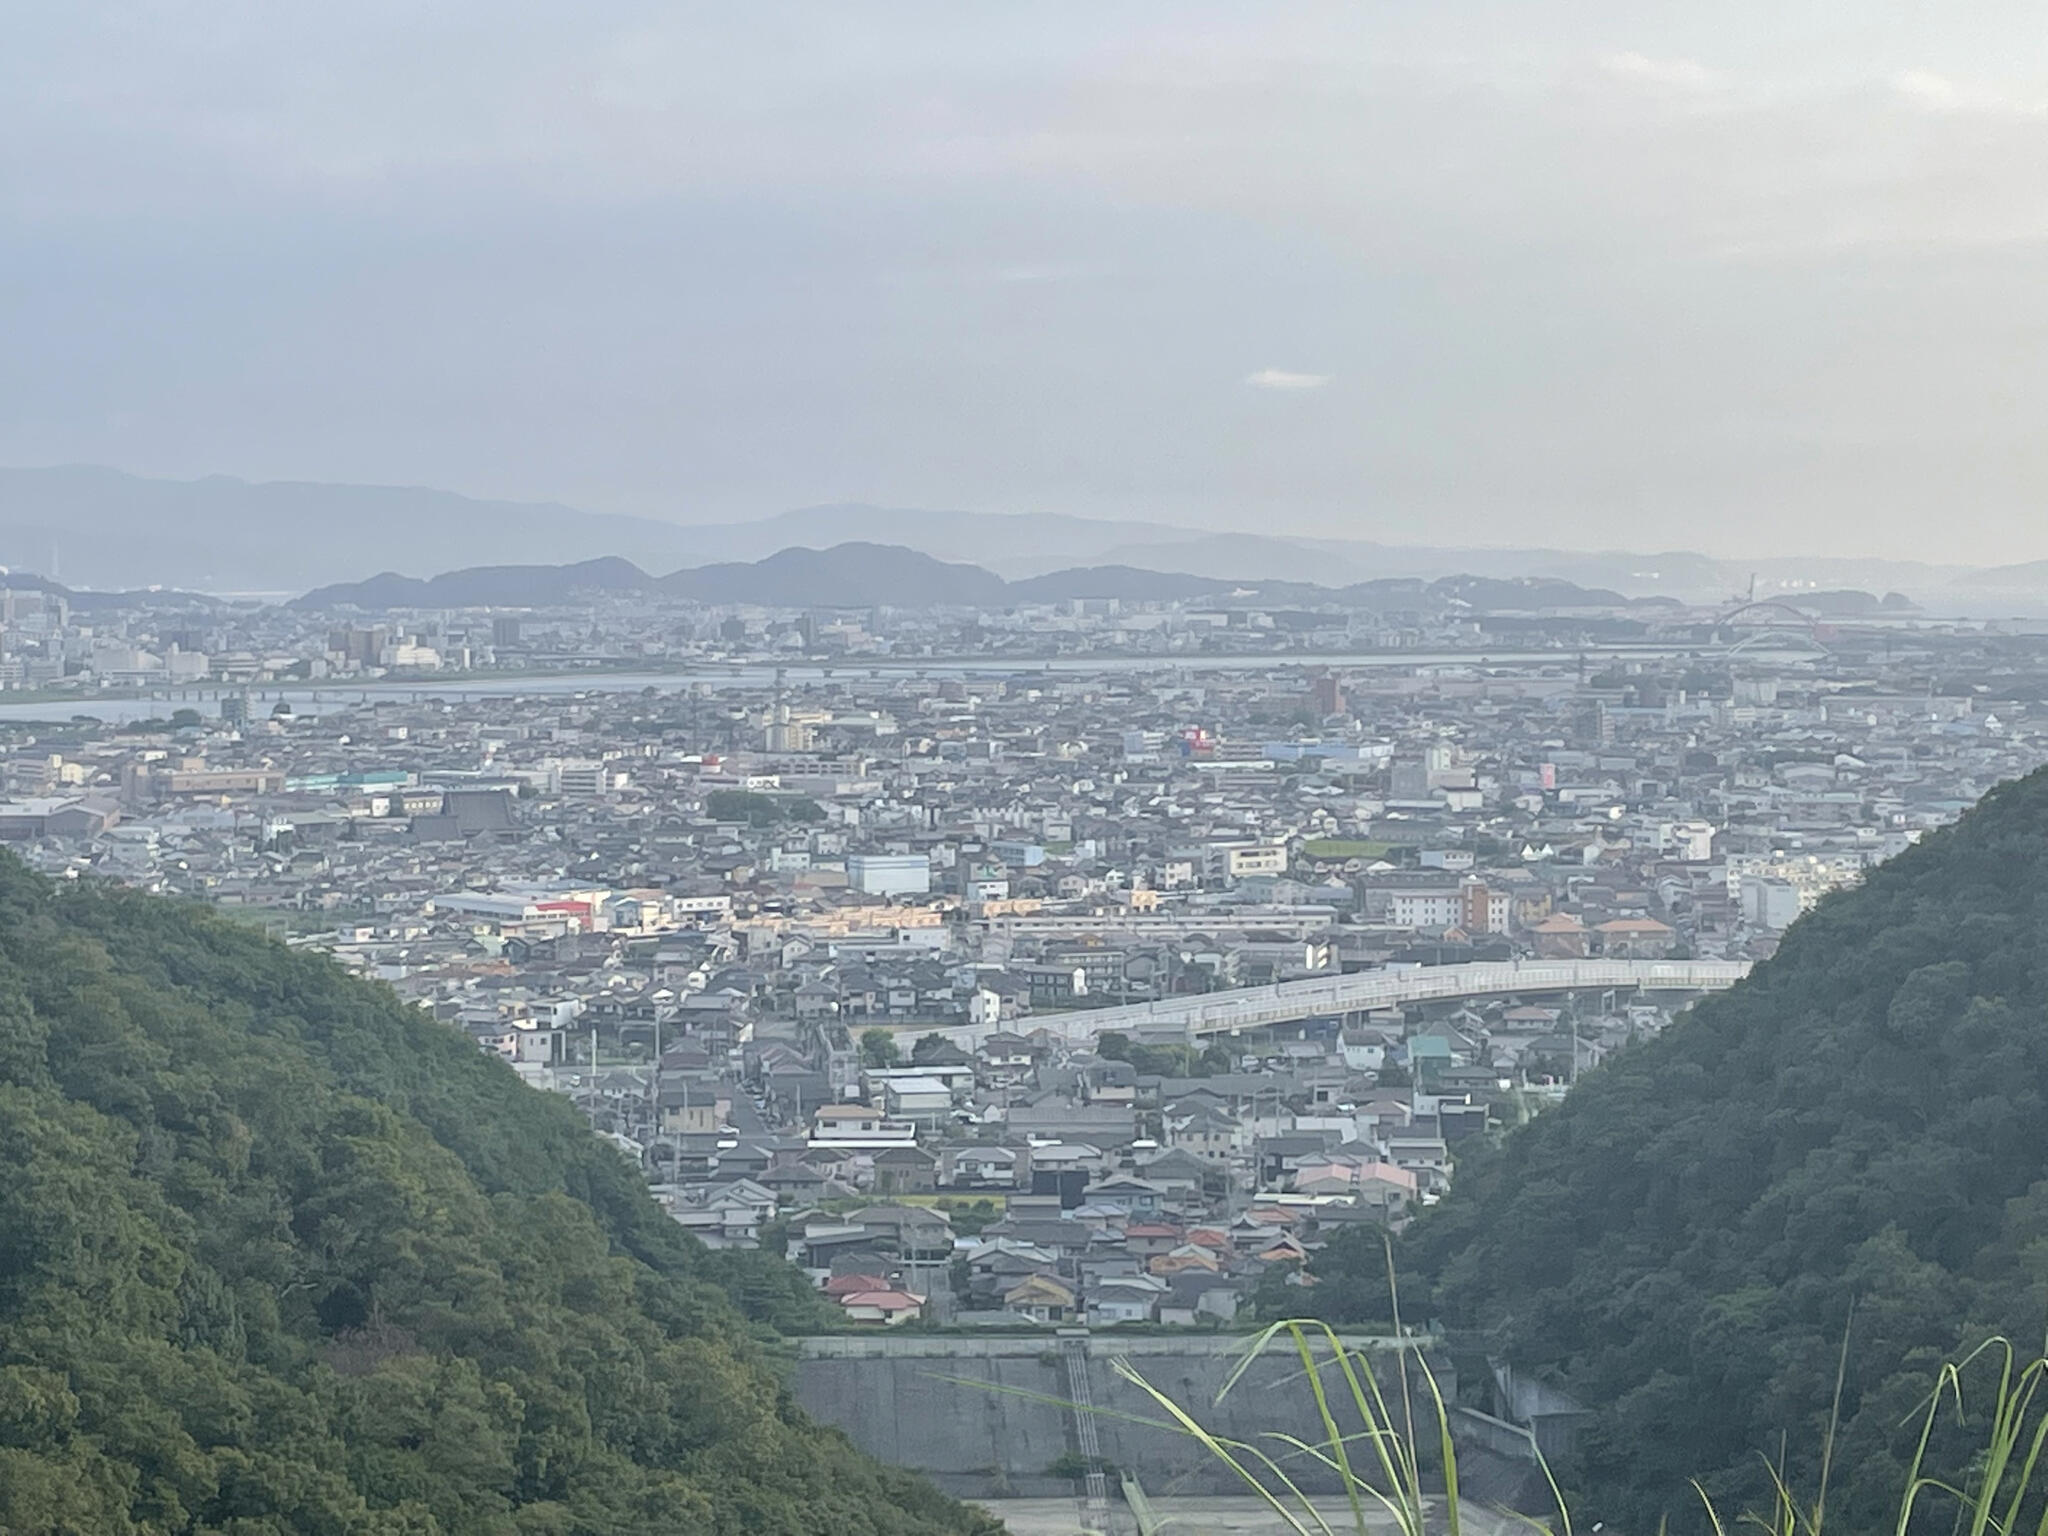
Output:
[
  {"xmin": 0, "ymin": 462, "xmax": 2014, "ymax": 574},
  {"xmin": 10, "ymin": 6, "xmax": 2048, "ymax": 564}
]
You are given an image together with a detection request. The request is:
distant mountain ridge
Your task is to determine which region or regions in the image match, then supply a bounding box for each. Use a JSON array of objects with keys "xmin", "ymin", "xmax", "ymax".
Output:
[
  {"xmin": 667, "ymin": 544, "xmax": 1009, "ymax": 607},
  {"xmin": 296, "ymin": 544, "xmax": 1011, "ymax": 610},
  {"xmin": 295, "ymin": 544, "xmax": 1685, "ymax": 613},
  {"xmin": 0, "ymin": 465, "xmax": 2032, "ymax": 608},
  {"xmin": 298, "ymin": 557, "xmax": 654, "ymax": 610},
  {"xmin": 4, "ymin": 466, "xmax": 2015, "ymax": 606},
  {"xmin": 0, "ymin": 466, "xmax": 709, "ymax": 593}
]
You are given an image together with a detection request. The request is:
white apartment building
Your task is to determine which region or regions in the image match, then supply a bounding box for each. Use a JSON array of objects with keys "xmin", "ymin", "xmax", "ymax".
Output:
[
  {"xmin": 1657, "ymin": 821, "xmax": 1718, "ymax": 862},
  {"xmin": 809, "ymin": 1104, "xmax": 919, "ymax": 1149},
  {"xmin": 1376, "ymin": 878, "xmax": 1512, "ymax": 933},
  {"xmin": 848, "ymin": 853, "xmax": 931, "ymax": 897},
  {"xmin": 1724, "ymin": 852, "xmax": 1866, "ymax": 912}
]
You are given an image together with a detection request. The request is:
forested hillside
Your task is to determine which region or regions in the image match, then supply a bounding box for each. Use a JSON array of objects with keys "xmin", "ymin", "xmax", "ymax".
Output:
[
  {"xmin": 0, "ymin": 860, "xmax": 993, "ymax": 1536},
  {"xmin": 1374, "ymin": 767, "xmax": 2048, "ymax": 1527}
]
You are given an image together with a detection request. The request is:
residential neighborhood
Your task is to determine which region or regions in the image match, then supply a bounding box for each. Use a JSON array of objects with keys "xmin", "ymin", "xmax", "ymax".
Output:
[{"xmin": 1, "ymin": 579, "xmax": 2044, "ymax": 1325}]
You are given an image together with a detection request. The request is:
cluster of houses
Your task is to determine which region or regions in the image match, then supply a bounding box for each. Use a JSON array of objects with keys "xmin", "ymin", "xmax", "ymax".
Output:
[
  {"xmin": 2, "ymin": 591, "xmax": 2043, "ymax": 1331},
  {"xmin": 650, "ymin": 1019, "xmax": 1568, "ymax": 1327}
]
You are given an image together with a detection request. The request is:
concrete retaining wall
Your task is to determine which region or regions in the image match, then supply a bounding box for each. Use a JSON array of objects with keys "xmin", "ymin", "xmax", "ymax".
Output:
[
  {"xmin": 1450, "ymin": 1405, "xmax": 1540, "ymax": 1462},
  {"xmin": 792, "ymin": 1332, "xmax": 1447, "ymax": 1499}
]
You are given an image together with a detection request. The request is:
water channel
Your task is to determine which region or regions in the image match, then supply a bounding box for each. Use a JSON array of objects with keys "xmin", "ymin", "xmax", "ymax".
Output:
[{"xmin": 0, "ymin": 640, "xmax": 1771, "ymax": 726}]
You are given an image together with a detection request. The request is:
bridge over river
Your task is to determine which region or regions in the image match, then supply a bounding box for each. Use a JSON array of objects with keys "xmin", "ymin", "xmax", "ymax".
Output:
[{"xmin": 1026, "ymin": 958, "xmax": 1751, "ymax": 1044}]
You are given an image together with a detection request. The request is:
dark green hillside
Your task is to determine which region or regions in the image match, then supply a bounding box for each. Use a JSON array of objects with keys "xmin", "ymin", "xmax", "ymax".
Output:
[
  {"xmin": 1375, "ymin": 766, "xmax": 2048, "ymax": 1527},
  {"xmin": 0, "ymin": 861, "xmax": 992, "ymax": 1536}
]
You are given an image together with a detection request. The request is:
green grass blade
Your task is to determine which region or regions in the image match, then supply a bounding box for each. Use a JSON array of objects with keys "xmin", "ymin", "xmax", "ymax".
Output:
[{"xmin": 1288, "ymin": 1323, "xmax": 1375, "ymax": 1536}]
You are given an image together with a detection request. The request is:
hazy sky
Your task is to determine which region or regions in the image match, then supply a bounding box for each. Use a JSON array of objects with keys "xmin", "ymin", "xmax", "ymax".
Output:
[{"xmin": 7, "ymin": 3, "xmax": 2048, "ymax": 562}]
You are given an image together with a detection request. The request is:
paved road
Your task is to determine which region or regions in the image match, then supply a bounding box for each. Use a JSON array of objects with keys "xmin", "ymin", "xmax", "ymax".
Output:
[{"xmin": 725, "ymin": 1087, "xmax": 774, "ymax": 1140}]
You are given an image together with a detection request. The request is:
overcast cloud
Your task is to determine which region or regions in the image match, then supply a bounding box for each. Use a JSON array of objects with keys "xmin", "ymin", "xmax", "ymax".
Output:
[{"xmin": 6, "ymin": 3, "xmax": 2048, "ymax": 561}]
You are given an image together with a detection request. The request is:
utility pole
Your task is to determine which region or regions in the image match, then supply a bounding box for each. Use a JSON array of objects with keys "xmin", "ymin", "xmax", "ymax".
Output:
[{"xmin": 649, "ymin": 1009, "xmax": 661, "ymax": 1157}]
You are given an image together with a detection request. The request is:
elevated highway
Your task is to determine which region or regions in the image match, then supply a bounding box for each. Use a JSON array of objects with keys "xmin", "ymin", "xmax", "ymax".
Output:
[{"xmin": 1035, "ymin": 958, "xmax": 1751, "ymax": 1042}]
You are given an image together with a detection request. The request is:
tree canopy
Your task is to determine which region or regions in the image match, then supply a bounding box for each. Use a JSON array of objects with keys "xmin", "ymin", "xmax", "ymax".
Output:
[
  {"xmin": 1096, "ymin": 1031, "xmax": 1232, "ymax": 1078},
  {"xmin": 1331, "ymin": 766, "xmax": 2048, "ymax": 1530},
  {"xmin": 0, "ymin": 858, "xmax": 992, "ymax": 1536},
  {"xmin": 703, "ymin": 790, "xmax": 823, "ymax": 828}
]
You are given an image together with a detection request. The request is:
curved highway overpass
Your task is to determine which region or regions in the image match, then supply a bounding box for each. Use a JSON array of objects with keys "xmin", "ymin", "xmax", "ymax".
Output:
[{"xmin": 1036, "ymin": 958, "xmax": 1752, "ymax": 1042}]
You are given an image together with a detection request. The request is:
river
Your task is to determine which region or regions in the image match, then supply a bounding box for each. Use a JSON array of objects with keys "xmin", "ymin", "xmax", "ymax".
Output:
[{"xmin": 0, "ymin": 640, "xmax": 1779, "ymax": 726}]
